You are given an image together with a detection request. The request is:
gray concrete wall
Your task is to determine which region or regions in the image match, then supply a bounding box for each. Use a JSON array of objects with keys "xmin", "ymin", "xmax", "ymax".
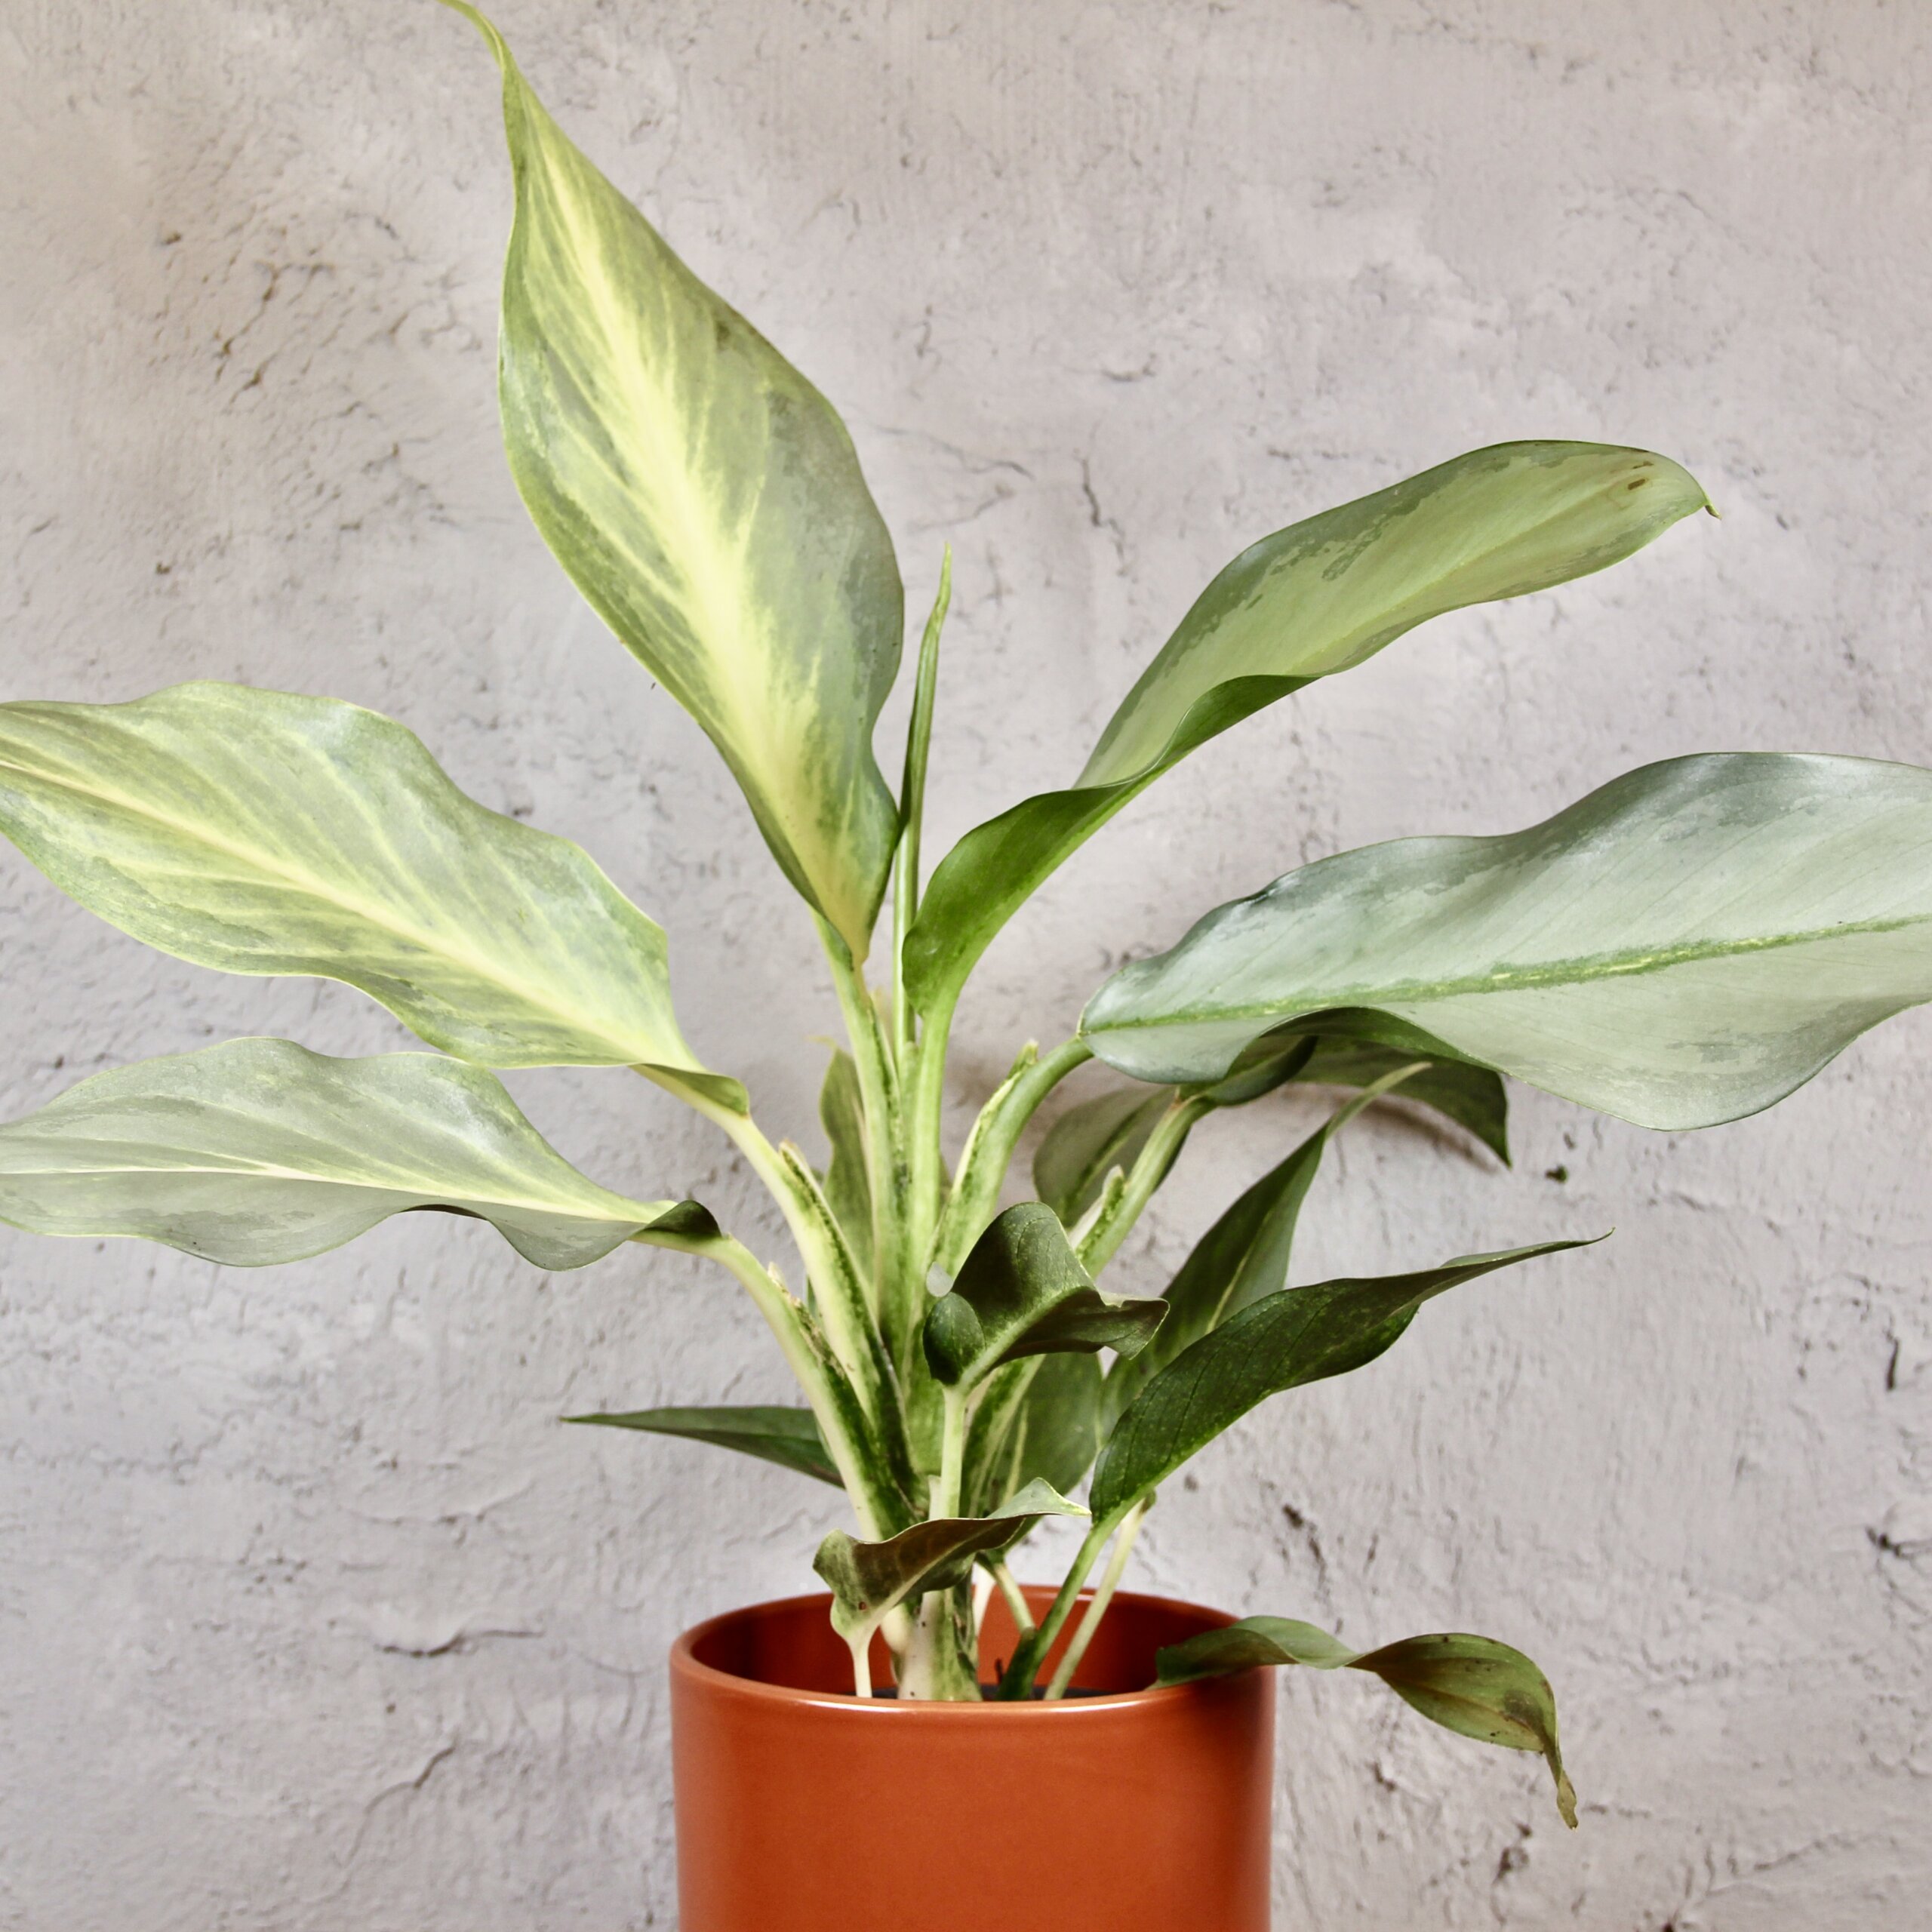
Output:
[{"xmin": 2, "ymin": 2, "xmax": 1927, "ymax": 1925}]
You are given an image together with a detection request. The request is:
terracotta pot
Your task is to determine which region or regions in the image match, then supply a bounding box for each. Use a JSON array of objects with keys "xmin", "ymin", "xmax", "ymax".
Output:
[{"xmin": 669, "ymin": 1585, "xmax": 1275, "ymax": 1932}]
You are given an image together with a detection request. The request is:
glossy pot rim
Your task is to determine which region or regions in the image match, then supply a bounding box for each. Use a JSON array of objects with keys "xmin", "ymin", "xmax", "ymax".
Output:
[{"xmin": 669, "ymin": 1586, "xmax": 1235, "ymax": 1718}]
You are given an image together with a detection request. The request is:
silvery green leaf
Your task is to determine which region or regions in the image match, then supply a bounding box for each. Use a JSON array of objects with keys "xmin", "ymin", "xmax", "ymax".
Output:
[
  {"xmin": 447, "ymin": 3, "xmax": 902, "ymax": 956},
  {"xmin": 0, "ymin": 683, "xmax": 734, "ymax": 1095},
  {"xmin": 904, "ymin": 443, "xmax": 1709, "ymax": 1015},
  {"xmin": 1155, "ymin": 1618, "xmax": 1576, "ymax": 1827},
  {"xmin": 0, "ymin": 1038, "xmax": 706, "ymax": 1269},
  {"xmin": 1083, "ymin": 753, "xmax": 1932, "ymax": 1130}
]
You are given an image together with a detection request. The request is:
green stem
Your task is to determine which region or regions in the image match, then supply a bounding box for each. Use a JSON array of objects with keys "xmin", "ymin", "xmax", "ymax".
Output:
[
  {"xmin": 900, "ymin": 1583, "xmax": 981, "ymax": 1700},
  {"xmin": 635, "ymin": 1066, "xmax": 917, "ymax": 1518},
  {"xmin": 1076, "ymin": 1094, "xmax": 1213, "ymax": 1275},
  {"xmin": 992, "ymin": 1514, "xmax": 1115, "ymax": 1699},
  {"xmin": 893, "ymin": 546, "xmax": 952, "ymax": 1068},
  {"xmin": 986, "ymin": 1557, "xmax": 1035, "ymax": 1635},
  {"xmin": 817, "ymin": 915, "xmax": 906, "ymax": 1313},
  {"xmin": 906, "ymin": 980, "xmax": 960, "ymax": 1268},
  {"xmin": 932, "ymin": 1035, "xmax": 1094, "ymax": 1277},
  {"xmin": 1044, "ymin": 1495, "xmax": 1149, "ymax": 1699},
  {"xmin": 640, "ymin": 1227, "xmax": 900, "ymax": 1539}
]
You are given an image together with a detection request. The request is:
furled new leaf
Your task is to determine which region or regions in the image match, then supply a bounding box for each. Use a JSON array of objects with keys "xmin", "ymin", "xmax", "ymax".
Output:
[
  {"xmin": 0, "ymin": 684, "xmax": 734, "ymax": 1094},
  {"xmin": 964, "ymin": 1351, "xmax": 1105, "ymax": 1515},
  {"xmin": 1090, "ymin": 1240, "xmax": 1593, "ymax": 1519},
  {"xmin": 1032, "ymin": 1085, "xmax": 1170, "ymax": 1225},
  {"xmin": 0, "ymin": 1038, "xmax": 710, "ymax": 1270},
  {"xmin": 923, "ymin": 1202, "xmax": 1166, "ymax": 1389},
  {"xmin": 1082, "ymin": 754, "xmax": 1932, "ymax": 1128},
  {"xmin": 814, "ymin": 1478, "xmax": 1087, "ymax": 1658},
  {"xmin": 446, "ymin": 2, "xmax": 903, "ymax": 955},
  {"xmin": 1154, "ymin": 1618, "xmax": 1576, "ymax": 1826},
  {"xmin": 818, "ymin": 1048, "xmax": 874, "ymax": 1281},
  {"xmin": 904, "ymin": 442, "xmax": 1709, "ymax": 1015},
  {"xmin": 567, "ymin": 1404, "xmax": 838, "ymax": 1485}
]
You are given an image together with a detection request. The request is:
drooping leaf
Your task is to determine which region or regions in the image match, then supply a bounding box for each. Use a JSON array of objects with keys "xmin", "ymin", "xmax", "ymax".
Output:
[
  {"xmin": 1288, "ymin": 1038, "xmax": 1509, "ymax": 1164},
  {"xmin": 1192, "ymin": 1028, "xmax": 1507, "ymax": 1163},
  {"xmin": 1155, "ymin": 1618, "xmax": 1576, "ymax": 1826},
  {"xmin": 0, "ymin": 684, "xmax": 734, "ymax": 1094},
  {"xmin": 904, "ymin": 443, "xmax": 1709, "ymax": 1014},
  {"xmin": 566, "ymin": 1404, "xmax": 838, "ymax": 1485},
  {"xmin": 963, "ymin": 1351, "xmax": 1105, "ymax": 1515},
  {"xmin": 814, "ymin": 1478, "xmax": 1087, "ymax": 1657},
  {"xmin": 1090, "ymin": 1240, "xmax": 1594, "ymax": 1520},
  {"xmin": 1032, "ymin": 1084, "xmax": 1170, "ymax": 1225},
  {"xmin": 446, "ymin": 3, "xmax": 903, "ymax": 956},
  {"xmin": 1083, "ymin": 753, "xmax": 1932, "ymax": 1130},
  {"xmin": 1177, "ymin": 1032, "xmax": 1318, "ymax": 1107},
  {"xmin": 0, "ymin": 1038, "xmax": 710, "ymax": 1269},
  {"xmin": 817, "ymin": 1048, "xmax": 874, "ymax": 1281},
  {"xmin": 923, "ymin": 1202, "xmax": 1166, "ymax": 1389}
]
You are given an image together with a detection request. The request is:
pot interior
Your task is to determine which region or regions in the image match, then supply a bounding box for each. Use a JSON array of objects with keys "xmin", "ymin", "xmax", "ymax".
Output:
[{"xmin": 685, "ymin": 1586, "xmax": 1232, "ymax": 1697}]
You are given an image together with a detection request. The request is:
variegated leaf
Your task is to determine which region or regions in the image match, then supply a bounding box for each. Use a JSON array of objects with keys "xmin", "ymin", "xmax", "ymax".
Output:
[
  {"xmin": 905, "ymin": 442, "xmax": 1709, "ymax": 1014},
  {"xmin": 0, "ymin": 1038, "xmax": 708, "ymax": 1269},
  {"xmin": 447, "ymin": 2, "xmax": 903, "ymax": 955},
  {"xmin": 0, "ymin": 683, "xmax": 733, "ymax": 1093},
  {"xmin": 1082, "ymin": 753, "xmax": 1932, "ymax": 1128}
]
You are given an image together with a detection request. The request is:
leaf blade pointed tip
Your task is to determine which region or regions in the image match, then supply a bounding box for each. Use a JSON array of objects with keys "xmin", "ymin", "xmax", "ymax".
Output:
[
  {"xmin": 1083, "ymin": 753, "xmax": 1932, "ymax": 1124},
  {"xmin": 0, "ymin": 1039, "xmax": 691, "ymax": 1272},
  {"xmin": 461, "ymin": 1, "xmax": 903, "ymax": 952}
]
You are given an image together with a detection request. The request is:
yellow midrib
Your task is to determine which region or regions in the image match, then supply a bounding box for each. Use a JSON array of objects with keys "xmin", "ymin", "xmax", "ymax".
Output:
[
  {"xmin": 8, "ymin": 1152, "xmax": 655, "ymax": 1222},
  {"xmin": 0, "ymin": 737, "xmax": 652, "ymax": 1054}
]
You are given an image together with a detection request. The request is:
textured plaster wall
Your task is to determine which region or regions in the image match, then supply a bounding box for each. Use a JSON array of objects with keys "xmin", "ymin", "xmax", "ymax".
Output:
[{"xmin": 2, "ymin": 1, "xmax": 1928, "ymax": 1926}]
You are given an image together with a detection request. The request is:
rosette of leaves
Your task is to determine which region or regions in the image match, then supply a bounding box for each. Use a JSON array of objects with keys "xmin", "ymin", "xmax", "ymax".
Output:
[{"xmin": 3, "ymin": 0, "xmax": 1930, "ymax": 1827}]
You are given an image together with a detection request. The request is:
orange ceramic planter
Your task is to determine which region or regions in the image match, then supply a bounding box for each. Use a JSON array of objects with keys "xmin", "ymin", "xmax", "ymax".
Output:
[{"xmin": 669, "ymin": 1586, "xmax": 1275, "ymax": 1932}]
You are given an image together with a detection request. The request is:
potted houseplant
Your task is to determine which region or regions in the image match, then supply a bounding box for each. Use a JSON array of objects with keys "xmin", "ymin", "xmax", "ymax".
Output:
[{"xmin": 3, "ymin": 5, "xmax": 1928, "ymax": 1926}]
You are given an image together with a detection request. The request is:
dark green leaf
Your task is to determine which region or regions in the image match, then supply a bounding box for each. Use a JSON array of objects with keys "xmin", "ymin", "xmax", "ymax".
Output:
[
  {"xmin": 1155, "ymin": 1617, "xmax": 1577, "ymax": 1827},
  {"xmin": 964, "ymin": 1352, "xmax": 1105, "ymax": 1515},
  {"xmin": 565, "ymin": 1404, "xmax": 838, "ymax": 1485},
  {"xmin": 1090, "ymin": 1239, "xmax": 1595, "ymax": 1519},
  {"xmin": 1182, "ymin": 1032, "xmax": 1319, "ymax": 1106},
  {"xmin": 1100, "ymin": 1064, "xmax": 1433, "ymax": 1433},
  {"xmin": 1189, "ymin": 1026, "xmax": 1508, "ymax": 1163},
  {"xmin": 923, "ymin": 1202, "xmax": 1166, "ymax": 1389},
  {"xmin": 1098, "ymin": 1124, "xmax": 1327, "ymax": 1436},
  {"xmin": 1155, "ymin": 1616, "xmax": 1360, "ymax": 1678},
  {"xmin": 814, "ymin": 1478, "xmax": 1086, "ymax": 1652},
  {"xmin": 1291, "ymin": 1038, "xmax": 1509, "ymax": 1164}
]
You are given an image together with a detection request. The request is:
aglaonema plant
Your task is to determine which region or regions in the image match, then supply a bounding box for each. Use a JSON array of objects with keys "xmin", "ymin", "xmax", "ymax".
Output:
[{"xmin": 5, "ymin": 2, "xmax": 1930, "ymax": 1832}]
